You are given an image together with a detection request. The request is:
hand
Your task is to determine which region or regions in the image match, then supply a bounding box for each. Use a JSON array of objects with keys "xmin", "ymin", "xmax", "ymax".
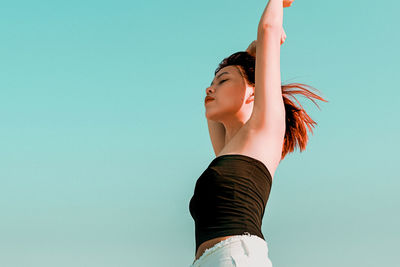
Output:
[
  {"xmin": 245, "ymin": 27, "xmax": 287, "ymax": 56},
  {"xmin": 283, "ymin": 0, "xmax": 294, "ymax": 8}
]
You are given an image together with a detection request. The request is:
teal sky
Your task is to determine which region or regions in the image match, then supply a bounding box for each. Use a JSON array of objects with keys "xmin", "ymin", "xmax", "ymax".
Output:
[{"xmin": 1, "ymin": 0, "xmax": 399, "ymax": 266}]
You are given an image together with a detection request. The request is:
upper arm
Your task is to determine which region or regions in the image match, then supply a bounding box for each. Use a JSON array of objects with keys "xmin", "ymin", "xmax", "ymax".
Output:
[
  {"xmin": 207, "ymin": 119, "xmax": 225, "ymax": 156},
  {"xmin": 250, "ymin": 26, "xmax": 285, "ymax": 134}
]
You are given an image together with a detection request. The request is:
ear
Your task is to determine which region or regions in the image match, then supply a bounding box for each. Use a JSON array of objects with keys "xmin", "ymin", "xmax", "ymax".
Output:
[{"xmin": 245, "ymin": 88, "xmax": 255, "ymax": 104}]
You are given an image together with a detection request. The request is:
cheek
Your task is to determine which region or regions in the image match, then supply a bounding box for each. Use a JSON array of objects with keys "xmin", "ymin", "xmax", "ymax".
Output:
[
  {"xmin": 216, "ymin": 88, "xmax": 243, "ymax": 109},
  {"xmin": 218, "ymin": 97, "xmax": 241, "ymax": 111}
]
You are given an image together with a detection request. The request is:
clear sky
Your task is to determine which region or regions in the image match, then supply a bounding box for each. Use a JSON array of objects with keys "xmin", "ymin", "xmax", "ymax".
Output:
[{"xmin": 0, "ymin": 0, "xmax": 399, "ymax": 266}]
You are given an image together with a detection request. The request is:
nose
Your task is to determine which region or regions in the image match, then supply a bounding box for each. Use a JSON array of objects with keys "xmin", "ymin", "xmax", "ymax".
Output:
[{"xmin": 206, "ymin": 86, "xmax": 214, "ymax": 95}]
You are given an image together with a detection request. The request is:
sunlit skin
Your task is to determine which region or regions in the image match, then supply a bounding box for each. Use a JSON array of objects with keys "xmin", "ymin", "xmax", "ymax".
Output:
[
  {"xmin": 195, "ymin": 0, "xmax": 295, "ymax": 262},
  {"xmin": 204, "ymin": 0, "xmax": 291, "ymax": 147},
  {"xmin": 205, "ymin": 65, "xmax": 255, "ymax": 147}
]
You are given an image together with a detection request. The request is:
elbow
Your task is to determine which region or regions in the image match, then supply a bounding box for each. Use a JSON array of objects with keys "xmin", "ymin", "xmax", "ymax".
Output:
[{"xmin": 258, "ymin": 23, "xmax": 281, "ymax": 33}]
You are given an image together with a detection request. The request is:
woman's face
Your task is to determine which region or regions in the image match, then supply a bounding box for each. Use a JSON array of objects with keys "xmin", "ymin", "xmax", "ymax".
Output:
[{"xmin": 205, "ymin": 65, "xmax": 254, "ymax": 122}]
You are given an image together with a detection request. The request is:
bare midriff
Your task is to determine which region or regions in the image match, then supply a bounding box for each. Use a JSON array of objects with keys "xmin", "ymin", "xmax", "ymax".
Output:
[{"xmin": 195, "ymin": 235, "xmax": 235, "ymax": 260}]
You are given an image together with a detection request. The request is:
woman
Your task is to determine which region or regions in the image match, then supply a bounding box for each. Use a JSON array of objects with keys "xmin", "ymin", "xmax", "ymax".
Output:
[{"xmin": 189, "ymin": 0, "xmax": 327, "ymax": 266}]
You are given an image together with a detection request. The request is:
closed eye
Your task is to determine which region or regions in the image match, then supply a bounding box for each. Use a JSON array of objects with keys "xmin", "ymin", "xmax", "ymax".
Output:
[{"xmin": 219, "ymin": 79, "xmax": 228, "ymax": 84}]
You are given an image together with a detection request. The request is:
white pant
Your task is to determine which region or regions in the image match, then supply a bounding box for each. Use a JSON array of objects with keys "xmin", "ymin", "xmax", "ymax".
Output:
[{"xmin": 190, "ymin": 233, "xmax": 273, "ymax": 267}]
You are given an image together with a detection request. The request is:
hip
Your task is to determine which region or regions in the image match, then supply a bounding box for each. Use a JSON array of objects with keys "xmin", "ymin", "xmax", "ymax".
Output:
[
  {"xmin": 196, "ymin": 235, "xmax": 236, "ymax": 261},
  {"xmin": 190, "ymin": 233, "xmax": 272, "ymax": 267}
]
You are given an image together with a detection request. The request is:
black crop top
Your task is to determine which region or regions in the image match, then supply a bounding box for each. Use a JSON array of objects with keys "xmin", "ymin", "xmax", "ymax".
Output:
[{"xmin": 189, "ymin": 154, "xmax": 273, "ymax": 253}]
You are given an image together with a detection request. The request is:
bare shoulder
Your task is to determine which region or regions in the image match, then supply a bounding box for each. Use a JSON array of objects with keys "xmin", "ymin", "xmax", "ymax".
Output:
[{"xmin": 216, "ymin": 119, "xmax": 284, "ymax": 181}]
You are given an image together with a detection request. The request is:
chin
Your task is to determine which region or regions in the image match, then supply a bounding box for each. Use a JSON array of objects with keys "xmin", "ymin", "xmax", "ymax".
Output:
[{"xmin": 205, "ymin": 111, "xmax": 222, "ymax": 122}]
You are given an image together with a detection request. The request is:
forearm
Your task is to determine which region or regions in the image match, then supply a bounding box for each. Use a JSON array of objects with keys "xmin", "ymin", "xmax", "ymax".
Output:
[
  {"xmin": 207, "ymin": 119, "xmax": 226, "ymax": 156},
  {"xmin": 258, "ymin": 0, "xmax": 283, "ymax": 30},
  {"xmin": 207, "ymin": 119, "xmax": 226, "ymax": 140}
]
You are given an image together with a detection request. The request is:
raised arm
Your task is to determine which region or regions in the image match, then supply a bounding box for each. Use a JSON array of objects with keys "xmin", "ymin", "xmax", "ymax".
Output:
[
  {"xmin": 207, "ymin": 119, "xmax": 226, "ymax": 156},
  {"xmin": 249, "ymin": 0, "xmax": 287, "ymax": 135}
]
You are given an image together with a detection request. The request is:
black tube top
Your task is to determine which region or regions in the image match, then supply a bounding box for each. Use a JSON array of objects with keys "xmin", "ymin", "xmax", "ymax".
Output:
[{"xmin": 189, "ymin": 154, "xmax": 273, "ymax": 253}]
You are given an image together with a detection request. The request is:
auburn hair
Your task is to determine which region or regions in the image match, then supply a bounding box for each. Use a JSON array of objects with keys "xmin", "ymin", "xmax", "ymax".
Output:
[{"xmin": 214, "ymin": 51, "xmax": 328, "ymax": 161}]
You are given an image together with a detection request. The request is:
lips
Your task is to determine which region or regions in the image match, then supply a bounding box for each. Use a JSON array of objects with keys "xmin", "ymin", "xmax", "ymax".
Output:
[{"xmin": 205, "ymin": 96, "xmax": 215, "ymax": 104}]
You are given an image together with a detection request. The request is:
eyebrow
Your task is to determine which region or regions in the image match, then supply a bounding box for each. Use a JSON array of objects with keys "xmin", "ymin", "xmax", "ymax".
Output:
[{"xmin": 210, "ymin": 72, "xmax": 229, "ymax": 86}]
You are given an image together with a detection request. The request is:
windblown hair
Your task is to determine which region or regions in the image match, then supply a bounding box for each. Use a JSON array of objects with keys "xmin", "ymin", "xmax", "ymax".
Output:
[{"xmin": 214, "ymin": 51, "xmax": 328, "ymax": 161}]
